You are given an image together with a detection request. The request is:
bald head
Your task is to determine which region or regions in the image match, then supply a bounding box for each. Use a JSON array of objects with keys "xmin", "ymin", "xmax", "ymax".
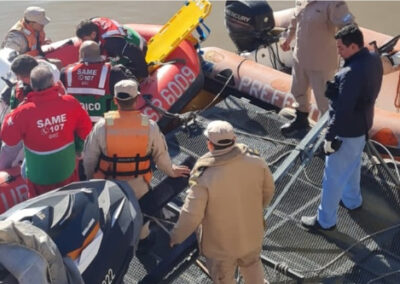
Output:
[
  {"xmin": 79, "ymin": 40, "xmax": 102, "ymax": 63},
  {"xmin": 30, "ymin": 65, "xmax": 54, "ymax": 91}
]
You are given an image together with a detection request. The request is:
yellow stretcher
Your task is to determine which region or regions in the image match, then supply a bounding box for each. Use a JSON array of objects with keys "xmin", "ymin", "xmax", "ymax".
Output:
[{"xmin": 145, "ymin": 0, "xmax": 211, "ymax": 67}]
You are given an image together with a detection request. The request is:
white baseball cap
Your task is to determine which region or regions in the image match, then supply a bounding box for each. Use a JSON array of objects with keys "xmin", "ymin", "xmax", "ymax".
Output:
[
  {"xmin": 24, "ymin": 7, "xmax": 50, "ymax": 26},
  {"xmin": 204, "ymin": 120, "xmax": 236, "ymax": 146},
  {"xmin": 114, "ymin": 79, "xmax": 140, "ymax": 100}
]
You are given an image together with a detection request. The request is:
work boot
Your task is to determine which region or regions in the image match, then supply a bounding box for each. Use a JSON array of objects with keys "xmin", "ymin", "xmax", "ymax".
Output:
[
  {"xmin": 280, "ymin": 110, "xmax": 310, "ymax": 135},
  {"xmin": 300, "ymin": 215, "xmax": 336, "ymax": 231}
]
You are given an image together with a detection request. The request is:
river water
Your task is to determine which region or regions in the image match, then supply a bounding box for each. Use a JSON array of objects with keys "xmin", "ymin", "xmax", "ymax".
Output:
[{"xmin": 0, "ymin": 1, "xmax": 399, "ymax": 53}]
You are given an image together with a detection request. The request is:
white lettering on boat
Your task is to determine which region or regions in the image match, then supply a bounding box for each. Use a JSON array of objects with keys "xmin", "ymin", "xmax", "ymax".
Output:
[
  {"xmin": 238, "ymin": 76, "xmax": 294, "ymax": 109},
  {"xmin": 144, "ymin": 66, "xmax": 196, "ymax": 121},
  {"xmin": 0, "ymin": 184, "xmax": 29, "ymax": 211},
  {"xmin": 238, "ymin": 76, "xmax": 320, "ymax": 120}
]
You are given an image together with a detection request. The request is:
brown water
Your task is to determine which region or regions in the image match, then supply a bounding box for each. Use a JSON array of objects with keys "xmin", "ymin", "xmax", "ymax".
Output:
[{"xmin": 0, "ymin": 1, "xmax": 399, "ymax": 52}]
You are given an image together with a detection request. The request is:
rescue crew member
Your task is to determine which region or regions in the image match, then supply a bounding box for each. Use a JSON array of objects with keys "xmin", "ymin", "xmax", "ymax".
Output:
[
  {"xmin": 1, "ymin": 6, "xmax": 51, "ymax": 56},
  {"xmin": 83, "ymin": 79, "xmax": 190, "ymax": 241},
  {"xmin": 0, "ymin": 55, "xmax": 65, "ymax": 171},
  {"xmin": 280, "ymin": 0, "xmax": 354, "ymax": 135},
  {"xmin": 60, "ymin": 40, "xmax": 128, "ymax": 123},
  {"xmin": 170, "ymin": 120, "xmax": 275, "ymax": 284},
  {"xmin": 8, "ymin": 54, "xmax": 63, "ymax": 110},
  {"xmin": 301, "ymin": 24, "xmax": 383, "ymax": 230},
  {"xmin": 75, "ymin": 18, "xmax": 148, "ymax": 80},
  {"xmin": 1, "ymin": 65, "xmax": 92, "ymax": 195}
]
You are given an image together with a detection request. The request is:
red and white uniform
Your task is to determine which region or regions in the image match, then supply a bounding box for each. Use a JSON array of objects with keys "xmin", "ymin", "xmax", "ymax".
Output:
[
  {"xmin": 64, "ymin": 61, "xmax": 111, "ymax": 96},
  {"xmin": 1, "ymin": 85, "xmax": 92, "ymax": 195},
  {"xmin": 92, "ymin": 17, "xmax": 126, "ymax": 48}
]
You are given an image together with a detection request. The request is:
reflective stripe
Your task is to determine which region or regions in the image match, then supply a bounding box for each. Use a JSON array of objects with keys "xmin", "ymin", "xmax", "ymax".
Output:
[
  {"xmin": 139, "ymin": 37, "xmax": 145, "ymax": 51},
  {"xmin": 66, "ymin": 66, "xmax": 73, "ymax": 87},
  {"xmin": 342, "ymin": 13, "xmax": 353, "ymax": 24},
  {"xmin": 101, "ymin": 30, "xmax": 121, "ymax": 39},
  {"xmin": 67, "ymin": 87, "xmax": 106, "ymax": 96},
  {"xmin": 22, "ymin": 28, "xmax": 31, "ymax": 35},
  {"xmin": 90, "ymin": 116, "xmax": 102, "ymax": 122},
  {"xmin": 98, "ymin": 65, "xmax": 108, "ymax": 89},
  {"xmin": 112, "ymin": 19, "xmax": 126, "ymax": 36},
  {"xmin": 25, "ymin": 141, "xmax": 74, "ymax": 155}
]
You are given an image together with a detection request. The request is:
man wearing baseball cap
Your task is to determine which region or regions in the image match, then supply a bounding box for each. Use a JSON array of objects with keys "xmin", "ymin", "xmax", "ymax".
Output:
[
  {"xmin": 170, "ymin": 120, "xmax": 275, "ymax": 284},
  {"xmin": 60, "ymin": 40, "xmax": 129, "ymax": 123},
  {"xmin": 83, "ymin": 79, "xmax": 190, "ymax": 247},
  {"xmin": 1, "ymin": 6, "xmax": 51, "ymax": 56}
]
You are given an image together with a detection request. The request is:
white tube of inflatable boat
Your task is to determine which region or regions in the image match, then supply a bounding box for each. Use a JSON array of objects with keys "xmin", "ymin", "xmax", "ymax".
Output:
[{"xmin": 0, "ymin": 48, "xmax": 17, "ymax": 91}]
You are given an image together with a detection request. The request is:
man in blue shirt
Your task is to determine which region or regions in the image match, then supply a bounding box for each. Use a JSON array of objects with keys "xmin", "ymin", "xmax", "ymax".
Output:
[{"xmin": 301, "ymin": 24, "xmax": 383, "ymax": 230}]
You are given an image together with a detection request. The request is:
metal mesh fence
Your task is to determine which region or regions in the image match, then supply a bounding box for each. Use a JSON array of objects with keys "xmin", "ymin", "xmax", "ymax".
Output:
[{"xmin": 125, "ymin": 96, "xmax": 400, "ymax": 283}]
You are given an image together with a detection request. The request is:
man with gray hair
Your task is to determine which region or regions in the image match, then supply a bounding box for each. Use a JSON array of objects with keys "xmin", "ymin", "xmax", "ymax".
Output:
[
  {"xmin": 61, "ymin": 40, "xmax": 128, "ymax": 123},
  {"xmin": 170, "ymin": 120, "xmax": 275, "ymax": 284},
  {"xmin": 1, "ymin": 65, "xmax": 92, "ymax": 195}
]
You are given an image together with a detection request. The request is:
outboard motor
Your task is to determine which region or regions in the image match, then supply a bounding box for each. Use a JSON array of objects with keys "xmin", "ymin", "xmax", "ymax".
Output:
[
  {"xmin": 0, "ymin": 180, "xmax": 142, "ymax": 284},
  {"xmin": 225, "ymin": 0, "xmax": 276, "ymax": 52}
]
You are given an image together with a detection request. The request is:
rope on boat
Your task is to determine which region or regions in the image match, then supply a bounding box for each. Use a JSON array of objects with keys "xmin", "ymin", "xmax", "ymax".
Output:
[
  {"xmin": 369, "ymin": 139, "xmax": 400, "ymax": 182},
  {"xmin": 195, "ymin": 59, "xmax": 247, "ymax": 115},
  {"xmin": 289, "ymin": 223, "xmax": 400, "ymax": 275},
  {"xmin": 366, "ymin": 269, "xmax": 400, "ymax": 284}
]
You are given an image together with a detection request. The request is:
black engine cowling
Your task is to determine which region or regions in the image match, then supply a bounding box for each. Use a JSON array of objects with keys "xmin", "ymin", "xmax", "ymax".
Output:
[{"xmin": 225, "ymin": 0, "xmax": 276, "ymax": 52}]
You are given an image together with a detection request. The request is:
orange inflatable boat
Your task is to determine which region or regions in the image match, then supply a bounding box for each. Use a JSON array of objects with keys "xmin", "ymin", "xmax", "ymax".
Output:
[
  {"xmin": 0, "ymin": 166, "xmax": 34, "ymax": 214},
  {"xmin": 203, "ymin": 22, "xmax": 400, "ymax": 157},
  {"xmin": 0, "ymin": 23, "xmax": 204, "ymax": 213},
  {"xmin": 43, "ymin": 24, "xmax": 204, "ymax": 129}
]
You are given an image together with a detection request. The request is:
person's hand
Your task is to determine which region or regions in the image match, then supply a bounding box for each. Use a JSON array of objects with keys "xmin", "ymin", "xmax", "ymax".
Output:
[
  {"xmin": 324, "ymin": 139, "xmax": 342, "ymax": 155},
  {"xmin": 76, "ymin": 152, "xmax": 84, "ymax": 160},
  {"xmin": 280, "ymin": 38, "xmax": 292, "ymax": 52},
  {"xmin": 171, "ymin": 164, "xmax": 191, "ymax": 178},
  {"xmin": 324, "ymin": 140, "xmax": 335, "ymax": 155}
]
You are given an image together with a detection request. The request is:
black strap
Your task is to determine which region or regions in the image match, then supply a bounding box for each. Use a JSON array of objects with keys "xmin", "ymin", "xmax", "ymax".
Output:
[
  {"xmin": 36, "ymin": 33, "xmax": 45, "ymax": 58},
  {"xmin": 98, "ymin": 152, "xmax": 151, "ymax": 178}
]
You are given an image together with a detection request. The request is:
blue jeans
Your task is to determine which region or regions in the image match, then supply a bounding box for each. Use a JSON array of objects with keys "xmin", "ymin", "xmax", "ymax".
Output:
[{"xmin": 317, "ymin": 135, "xmax": 365, "ymax": 228}]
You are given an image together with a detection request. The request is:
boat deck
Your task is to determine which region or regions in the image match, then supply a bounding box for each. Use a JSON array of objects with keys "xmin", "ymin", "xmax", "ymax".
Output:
[{"xmin": 124, "ymin": 96, "xmax": 400, "ymax": 283}]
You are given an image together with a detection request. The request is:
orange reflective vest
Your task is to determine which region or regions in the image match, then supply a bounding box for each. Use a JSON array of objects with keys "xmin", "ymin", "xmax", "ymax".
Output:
[
  {"xmin": 95, "ymin": 110, "xmax": 152, "ymax": 183},
  {"xmin": 10, "ymin": 19, "xmax": 45, "ymax": 56}
]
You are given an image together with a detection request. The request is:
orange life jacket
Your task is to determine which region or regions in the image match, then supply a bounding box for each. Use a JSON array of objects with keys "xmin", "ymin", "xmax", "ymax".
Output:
[
  {"xmin": 10, "ymin": 19, "xmax": 45, "ymax": 56},
  {"xmin": 95, "ymin": 110, "xmax": 152, "ymax": 183}
]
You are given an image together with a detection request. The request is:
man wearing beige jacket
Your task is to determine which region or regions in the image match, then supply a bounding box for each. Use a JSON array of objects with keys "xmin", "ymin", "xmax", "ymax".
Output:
[
  {"xmin": 280, "ymin": 0, "xmax": 354, "ymax": 135},
  {"xmin": 170, "ymin": 120, "xmax": 275, "ymax": 284}
]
